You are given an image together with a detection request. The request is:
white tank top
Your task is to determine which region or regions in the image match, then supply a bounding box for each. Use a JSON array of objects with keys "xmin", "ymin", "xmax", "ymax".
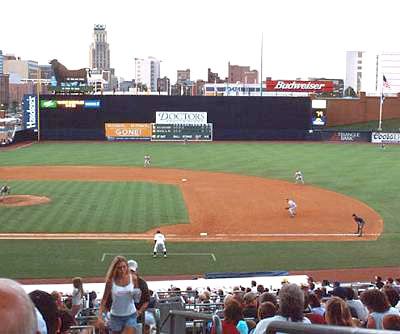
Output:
[{"xmin": 110, "ymin": 275, "xmax": 136, "ymax": 316}]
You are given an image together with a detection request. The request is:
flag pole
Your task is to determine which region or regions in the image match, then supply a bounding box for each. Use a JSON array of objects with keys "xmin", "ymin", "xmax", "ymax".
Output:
[{"xmin": 378, "ymin": 77, "xmax": 384, "ymax": 131}]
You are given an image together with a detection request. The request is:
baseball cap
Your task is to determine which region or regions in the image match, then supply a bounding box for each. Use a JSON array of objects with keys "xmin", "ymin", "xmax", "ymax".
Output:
[{"xmin": 128, "ymin": 260, "xmax": 138, "ymax": 272}]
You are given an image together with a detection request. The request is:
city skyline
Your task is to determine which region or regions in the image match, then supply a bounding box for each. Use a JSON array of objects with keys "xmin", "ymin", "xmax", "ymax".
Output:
[{"xmin": 1, "ymin": 0, "xmax": 398, "ymax": 82}]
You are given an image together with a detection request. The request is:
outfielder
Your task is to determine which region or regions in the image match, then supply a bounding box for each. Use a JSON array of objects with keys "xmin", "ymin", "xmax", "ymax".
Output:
[
  {"xmin": 153, "ymin": 230, "xmax": 167, "ymax": 258},
  {"xmin": 286, "ymin": 198, "xmax": 297, "ymax": 218},
  {"xmin": 144, "ymin": 154, "xmax": 151, "ymax": 167},
  {"xmin": 294, "ymin": 170, "xmax": 304, "ymax": 184}
]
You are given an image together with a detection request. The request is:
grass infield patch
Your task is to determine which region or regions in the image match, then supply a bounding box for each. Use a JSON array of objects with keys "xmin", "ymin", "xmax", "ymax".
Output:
[{"xmin": 0, "ymin": 181, "xmax": 189, "ymax": 233}]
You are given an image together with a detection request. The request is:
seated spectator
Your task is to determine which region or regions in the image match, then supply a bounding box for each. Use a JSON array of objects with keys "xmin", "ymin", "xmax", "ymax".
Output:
[
  {"xmin": 211, "ymin": 300, "xmax": 247, "ymax": 334},
  {"xmin": 374, "ymin": 276, "xmax": 385, "ymax": 289},
  {"xmin": 383, "ymin": 314, "xmax": 400, "ymax": 330},
  {"xmin": 51, "ymin": 291, "xmax": 65, "ymax": 310},
  {"xmin": 252, "ymin": 283, "xmax": 311, "ymax": 334},
  {"xmin": 360, "ymin": 288, "xmax": 400, "ymax": 329},
  {"xmin": 324, "ymin": 296, "xmax": 355, "ymax": 327},
  {"xmin": 383, "ymin": 284, "xmax": 400, "ymax": 308},
  {"xmin": 303, "ymin": 292, "xmax": 325, "ymax": 324},
  {"xmin": 308, "ymin": 293, "xmax": 325, "ymax": 316},
  {"xmin": 29, "ymin": 289, "xmax": 59, "ymax": 334},
  {"xmin": 258, "ymin": 302, "xmax": 276, "ymax": 320},
  {"xmin": 242, "ymin": 292, "xmax": 257, "ymax": 318},
  {"xmin": 256, "ymin": 285, "xmax": 265, "ymax": 295},
  {"xmin": 345, "ymin": 287, "xmax": 368, "ymax": 322},
  {"xmin": 0, "ymin": 278, "xmax": 38, "ymax": 334},
  {"xmin": 58, "ymin": 309, "xmax": 77, "ymax": 333},
  {"xmin": 258, "ymin": 292, "xmax": 278, "ymax": 308}
]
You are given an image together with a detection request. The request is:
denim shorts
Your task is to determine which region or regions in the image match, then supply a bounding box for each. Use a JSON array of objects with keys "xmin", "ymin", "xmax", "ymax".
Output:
[{"xmin": 109, "ymin": 313, "xmax": 137, "ymax": 332}]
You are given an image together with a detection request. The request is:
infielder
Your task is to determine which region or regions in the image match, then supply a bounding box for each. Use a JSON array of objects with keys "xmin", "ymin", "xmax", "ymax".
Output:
[
  {"xmin": 294, "ymin": 170, "xmax": 304, "ymax": 184},
  {"xmin": 153, "ymin": 230, "xmax": 167, "ymax": 258},
  {"xmin": 352, "ymin": 214, "xmax": 365, "ymax": 237},
  {"xmin": 286, "ymin": 198, "xmax": 297, "ymax": 218},
  {"xmin": 0, "ymin": 185, "xmax": 10, "ymax": 200},
  {"xmin": 144, "ymin": 154, "xmax": 151, "ymax": 167}
]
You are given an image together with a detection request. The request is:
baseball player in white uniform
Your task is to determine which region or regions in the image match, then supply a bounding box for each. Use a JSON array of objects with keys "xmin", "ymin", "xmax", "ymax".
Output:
[
  {"xmin": 144, "ymin": 155, "xmax": 151, "ymax": 167},
  {"xmin": 294, "ymin": 170, "xmax": 304, "ymax": 184},
  {"xmin": 286, "ymin": 198, "xmax": 297, "ymax": 218},
  {"xmin": 0, "ymin": 184, "xmax": 10, "ymax": 200},
  {"xmin": 153, "ymin": 230, "xmax": 167, "ymax": 258}
]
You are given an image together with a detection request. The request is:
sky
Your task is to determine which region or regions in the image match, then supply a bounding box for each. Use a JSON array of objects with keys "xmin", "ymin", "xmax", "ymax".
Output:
[{"xmin": 1, "ymin": 0, "xmax": 399, "ymax": 82}]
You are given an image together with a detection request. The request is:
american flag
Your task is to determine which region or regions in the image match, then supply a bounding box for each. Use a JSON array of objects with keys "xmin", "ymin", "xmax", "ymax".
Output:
[{"xmin": 383, "ymin": 75, "xmax": 391, "ymax": 89}]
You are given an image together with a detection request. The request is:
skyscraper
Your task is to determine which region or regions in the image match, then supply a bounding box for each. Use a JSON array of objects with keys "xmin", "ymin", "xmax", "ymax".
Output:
[
  {"xmin": 135, "ymin": 57, "xmax": 161, "ymax": 92},
  {"xmin": 89, "ymin": 24, "xmax": 110, "ymax": 71}
]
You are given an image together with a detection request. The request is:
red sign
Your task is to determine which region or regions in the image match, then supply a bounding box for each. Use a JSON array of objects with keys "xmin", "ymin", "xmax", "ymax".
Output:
[{"xmin": 266, "ymin": 80, "xmax": 334, "ymax": 92}]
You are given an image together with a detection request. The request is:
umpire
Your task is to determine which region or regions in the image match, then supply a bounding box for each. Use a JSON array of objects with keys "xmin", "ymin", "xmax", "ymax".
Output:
[{"xmin": 352, "ymin": 214, "xmax": 366, "ymax": 237}]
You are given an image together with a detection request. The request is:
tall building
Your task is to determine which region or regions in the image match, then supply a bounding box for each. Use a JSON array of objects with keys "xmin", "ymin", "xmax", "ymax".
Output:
[
  {"xmin": 177, "ymin": 69, "xmax": 190, "ymax": 84},
  {"xmin": 3, "ymin": 58, "xmax": 39, "ymax": 80},
  {"xmin": 346, "ymin": 51, "xmax": 400, "ymax": 95},
  {"xmin": 0, "ymin": 50, "xmax": 3, "ymax": 74},
  {"xmin": 228, "ymin": 62, "xmax": 258, "ymax": 84},
  {"xmin": 0, "ymin": 74, "xmax": 9, "ymax": 107},
  {"xmin": 89, "ymin": 24, "xmax": 110, "ymax": 71},
  {"xmin": 134, "ymin": 57, "xmax": 161, "ymax": 92}
]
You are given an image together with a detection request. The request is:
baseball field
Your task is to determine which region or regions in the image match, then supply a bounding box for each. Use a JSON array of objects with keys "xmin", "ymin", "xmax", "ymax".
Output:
[{"xmin": 0, "ymin": 141, "xmax": 399, "ymax": 280}]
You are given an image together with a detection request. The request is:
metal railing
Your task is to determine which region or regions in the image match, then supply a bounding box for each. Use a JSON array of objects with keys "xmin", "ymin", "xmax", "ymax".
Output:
[
  {"xmin": 160, "ymin": 309, "xmax": 222, "ymax": 334},
  {"xmin": 266, "ymin": 321, "xmax": 400, "ymax": 334}
]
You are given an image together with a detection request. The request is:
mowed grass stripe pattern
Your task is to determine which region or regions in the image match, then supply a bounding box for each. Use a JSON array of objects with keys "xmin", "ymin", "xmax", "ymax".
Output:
[{"xmin": 0, "ymin": 181, "xmax": 188, "ymax": 233}]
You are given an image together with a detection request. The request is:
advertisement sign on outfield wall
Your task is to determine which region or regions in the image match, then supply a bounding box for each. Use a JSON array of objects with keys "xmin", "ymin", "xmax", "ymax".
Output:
[
  {"xmin": 329, "ymin": 131, "xmax": 370, "ymax": 142},
  {"xmin": 371, "ymin": 132, "xmax": 400, "ymax": 144},
  {"xmin": 105, "ymin": 123, "xmax": 152, "ymax": 141},
  {"xmin": 156, "ymin": 111, "xmax": 207, "ymax": 124},
  {"xmin": 23, "ymin": 95, "xmax": 38, "ymax": 130}
]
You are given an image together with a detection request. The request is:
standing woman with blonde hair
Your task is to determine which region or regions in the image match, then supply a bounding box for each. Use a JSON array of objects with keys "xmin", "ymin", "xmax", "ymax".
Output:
[
  {"xmin": 71, "ymin": 277, "xmax": 84, "ymax": 317},
  {"xmin": 98, "ymin": 256, "xmax": 141, "ymax": 334}
]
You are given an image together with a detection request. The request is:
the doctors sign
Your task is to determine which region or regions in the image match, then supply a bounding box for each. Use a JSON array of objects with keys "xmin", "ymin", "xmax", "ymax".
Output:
[
  {"xmin": 266, "ymin": 80, "xmax": 334, "ymax": 92},
  {"xmin": 371, "ymin": 132, "xmax": 400, "ymax": 144},
  {"xmin": 23, "ymin": 95, "xmax": 38, "ymax": 129},
  {"xmin": 156, "ymin": 111, "xmax": 207, "ymax": 124}
]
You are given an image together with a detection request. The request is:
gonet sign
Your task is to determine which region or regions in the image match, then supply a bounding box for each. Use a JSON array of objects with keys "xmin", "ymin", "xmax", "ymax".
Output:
[{"xmin": 266, "ymin": 80, "xmax": 334, "ymax": 92}]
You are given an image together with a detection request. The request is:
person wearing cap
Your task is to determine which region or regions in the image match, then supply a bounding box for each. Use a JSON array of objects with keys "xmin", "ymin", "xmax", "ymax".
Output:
[
  {"xmin": 153, "ymin": 230, "xmax": 167, "ymax": 258},
  {"xmin": 128, "ymin": 260, "xmax": 151, "ymax": 331}
]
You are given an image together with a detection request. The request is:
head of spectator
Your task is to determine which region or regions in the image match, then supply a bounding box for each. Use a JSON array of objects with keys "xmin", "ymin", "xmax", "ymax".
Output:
[
  {"xmin": 243, "ymin": 292, "xmax": 257, "ymax": 308},
  {"xmin": 360, "ymin": 288, "xmax": 391, "ymax": 313},
  {"xmin": 251, "ymin": 280, "xmax": 257, "ymax": 288},
  {"xmin": 382, "ymin": 285, "xmax": 400, "ymax": 307},
  {"xmin": 277, "ymin": 283, "xmax": 305, "ymax": 322},
  {"xmin": 224, "ymin": 300, "xmax": 244, "ymax": 326},
  {"xmin": 324, "ymin": 296, "xmax": 354, "ymax": 327},
  {"xmin": 223, "ymin": 294, "xmax": 234, "ymax": 307},
  {"xmin": 386, "ymin": 277, "xmax": 394, "ymax": 285},
  {"xmin": 258, "ymin": 301, "xmax": 277, "ymax": 320},
  {"xmin": 256, "ymin": 284, "xmax": 265, "ymax": 295},
  {"xmin": 29, "ymin": 289, "xmax": 59, "ymax": 334},
  {"xmin": 259, "ymin": 292, "xmax": 278, "ymax": 307},
  {"xmin": 374, "ymin": 276, "xmax": 385, "ymax": 289},
  {"xmin": 321, "ymin": 279, "xmax": 330, "ymax": 287},
  {"xmin": 383, "ymin": 314, "xmax": 400, "ymax": 330},
  {"xmin": 332, "ymin": 284, "xmax": 347, "ymax": 300},
  {"xmin": 0, "ymin": 278, "xmax": 38, "ymax": 334},
  {"xmin": 308, "ymin": 293, "xmax": 321, "ymax": 309},
  {"xmin": 232, "ymin": 289, "xmax": 244, "ymax": 306},
  {"xmin": 105, "ymin": 255, "xmax": 129, "ymax": 283},
  {"xmin": 51, "ymin": 291, "xmax": 64, "ymax": 310}
]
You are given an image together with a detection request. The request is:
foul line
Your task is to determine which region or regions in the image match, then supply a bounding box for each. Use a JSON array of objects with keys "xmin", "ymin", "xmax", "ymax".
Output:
[
  {"xmin": 101, "ymin": 252, "xmax": 216, "ymax": 262},
  {"xmin": 215, "ymin": 233, "xmax": 379, "ymax": 237}
]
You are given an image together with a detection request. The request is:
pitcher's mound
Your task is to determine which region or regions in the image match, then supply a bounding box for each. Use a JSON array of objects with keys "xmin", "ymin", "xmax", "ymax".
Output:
[{"xmin": 0, "ymin": 195, "xmax": 51, "ymax": 207}]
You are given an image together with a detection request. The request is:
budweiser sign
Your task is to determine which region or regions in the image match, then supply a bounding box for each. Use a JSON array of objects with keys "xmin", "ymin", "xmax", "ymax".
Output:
[{"xmin": 266, "ymin": 80, "xmax": 334, "ymax": 92}]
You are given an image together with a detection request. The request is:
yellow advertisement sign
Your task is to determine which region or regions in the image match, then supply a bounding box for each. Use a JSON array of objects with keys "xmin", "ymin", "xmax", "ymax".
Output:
[{"xmin": 105, "ymin": 123, "xmax": 152, "ymax": 140}]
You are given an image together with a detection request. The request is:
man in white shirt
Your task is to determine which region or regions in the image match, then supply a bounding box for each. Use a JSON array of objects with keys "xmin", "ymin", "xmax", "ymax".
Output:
[
  {"xmin": 286, "ymin": 199, "xmax": 297, "ymax": 218},
  {"xmin": 153, "ymin": 230, "xmax": 167, "ymax": 258}
]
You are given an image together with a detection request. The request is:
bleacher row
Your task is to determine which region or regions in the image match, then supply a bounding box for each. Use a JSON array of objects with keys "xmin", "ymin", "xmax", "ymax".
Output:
[{"xmin": 12, "ymin": 274, "xmax": 400, "ymax": 334}]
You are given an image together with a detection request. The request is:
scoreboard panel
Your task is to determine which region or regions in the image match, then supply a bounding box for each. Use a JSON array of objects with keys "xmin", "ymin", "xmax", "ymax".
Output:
[{"xmin": 152, "ymin": 123, "xmax": 213, "ymax": 141}]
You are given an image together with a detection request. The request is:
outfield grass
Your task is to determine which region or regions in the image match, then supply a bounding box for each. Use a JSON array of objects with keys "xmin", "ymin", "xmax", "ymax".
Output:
[
  {"xmin": 1, "ymin": 141, "xmax": 400, "ymax": 279},
  {"xmin": 0, "ymin": 181, "xmax": 188, "ymax": 232}
]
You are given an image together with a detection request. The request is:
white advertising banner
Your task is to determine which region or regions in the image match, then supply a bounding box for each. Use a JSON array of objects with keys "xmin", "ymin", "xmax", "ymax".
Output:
[
  {"xmin": 371, "ymin": 132, "xmax": 400, "ymax": 144},
  {"xmin": 156, "ymin": 111, "xmax": 207, "ymax": 124}
]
